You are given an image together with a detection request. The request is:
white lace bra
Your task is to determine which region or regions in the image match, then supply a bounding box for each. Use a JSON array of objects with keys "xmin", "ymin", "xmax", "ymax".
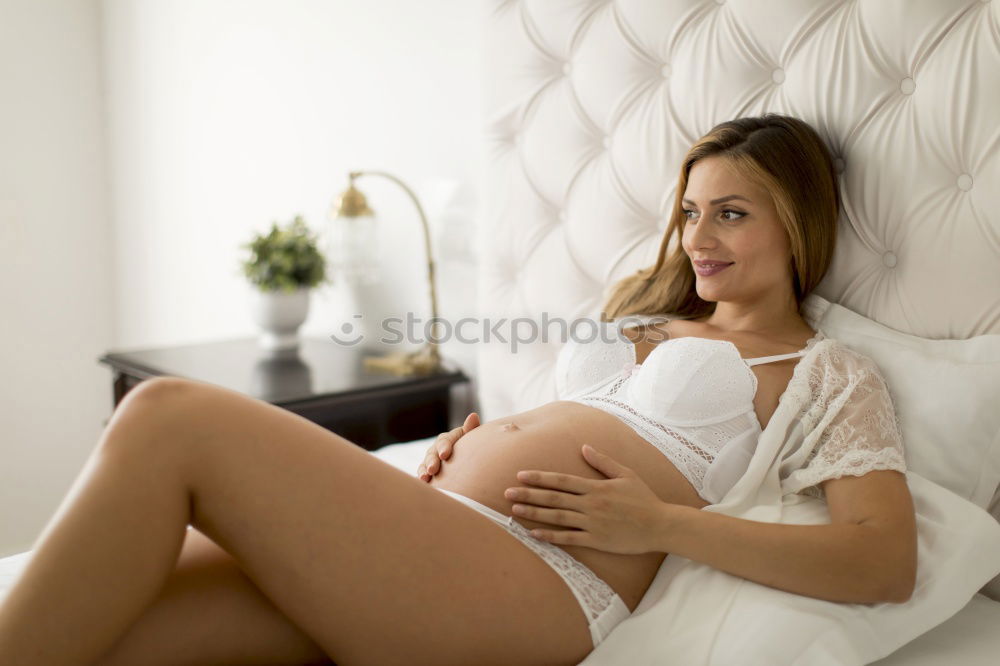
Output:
[{"xmin": 554, "ymin": 315, "xmax": 825, "ymax": 504}]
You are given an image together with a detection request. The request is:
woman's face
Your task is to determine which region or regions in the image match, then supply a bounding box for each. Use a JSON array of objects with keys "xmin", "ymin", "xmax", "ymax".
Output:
[{"xmin": 680, "ymin": 156, "xmax": 794, "ymax": 308}]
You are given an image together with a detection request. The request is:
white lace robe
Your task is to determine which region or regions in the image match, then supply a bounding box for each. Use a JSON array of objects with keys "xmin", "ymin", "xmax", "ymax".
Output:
[{"xmin": 579, "ymin": 335, "xmax": 910, "ymax": 664}]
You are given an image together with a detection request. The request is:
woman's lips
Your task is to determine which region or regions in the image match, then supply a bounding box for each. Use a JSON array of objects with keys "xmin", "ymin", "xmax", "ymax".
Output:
[{"xmin": 694, "ymin": 262, "xmax": 733, "ymax": 277}]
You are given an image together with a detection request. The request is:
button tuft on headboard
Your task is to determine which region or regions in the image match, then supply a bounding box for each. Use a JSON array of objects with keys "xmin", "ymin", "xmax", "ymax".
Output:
[{"xmin": 480, "ymin": 0, "xmax": 1000, "ymax": 421}]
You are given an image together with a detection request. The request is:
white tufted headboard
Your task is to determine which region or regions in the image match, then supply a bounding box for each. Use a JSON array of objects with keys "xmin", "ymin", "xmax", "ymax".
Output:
[{"xmin": 476, "ymin": 0, "xmax": 999, "ymax": 421}]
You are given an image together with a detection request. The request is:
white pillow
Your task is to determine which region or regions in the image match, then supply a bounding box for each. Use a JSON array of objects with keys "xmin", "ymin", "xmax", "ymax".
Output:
[
  {"xmin": 578, "ymin": 472, "xmax": 1000, "ymax": 666},
  {"xmin": 727, "ymin": 475, "xmax": 1000, "ymax": 665},
  {"xmin": 801, "ymin": 294, "xmax": 1000, "ymax": 600},
  {"xmin": 710, "ymin": 473, "xmax": 1000, "ymax": 665}
]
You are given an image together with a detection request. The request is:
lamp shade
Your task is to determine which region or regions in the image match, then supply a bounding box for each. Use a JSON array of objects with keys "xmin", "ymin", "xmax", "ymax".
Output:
[{"xmin": 327, "ymin": 183, "xmax": 380, "ymax": 286}]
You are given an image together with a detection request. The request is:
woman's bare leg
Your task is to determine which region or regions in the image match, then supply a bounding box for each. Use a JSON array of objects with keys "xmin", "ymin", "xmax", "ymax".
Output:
[
  {"xmin": 0, "ymin": 379, "xmax": 195, "ymax": 664},
  {"xmin": 0, "ymin": 377, "xmax": 595, "ymax": 666},
  {"xmin": 97, "ymin": 528, "xmax": 332, "ymax": 666}
]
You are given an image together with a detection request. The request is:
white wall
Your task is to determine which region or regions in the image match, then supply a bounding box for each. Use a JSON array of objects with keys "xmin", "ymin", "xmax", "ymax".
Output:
[
  {"xmin": 102, "ymin": 0, "xmax": 484, "ymax": 372},
  {"xmin": 0, "ymin": 0, "xmax": 115, "ymax": 556},
  {"xmin": 1, "ymin": 0, "xmax": 484, "ymax": 556}
]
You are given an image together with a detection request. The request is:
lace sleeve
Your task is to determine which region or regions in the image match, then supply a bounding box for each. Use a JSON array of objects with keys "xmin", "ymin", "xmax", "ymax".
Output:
[{"xmin": 783, "ymin": 366, "xmax": 907, "ymax": 501}]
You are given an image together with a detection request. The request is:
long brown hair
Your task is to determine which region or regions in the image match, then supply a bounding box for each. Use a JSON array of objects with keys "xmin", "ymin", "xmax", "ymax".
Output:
[{"xmin": 601, "ymin": 113, "xmax": 840, "ymax": 323}]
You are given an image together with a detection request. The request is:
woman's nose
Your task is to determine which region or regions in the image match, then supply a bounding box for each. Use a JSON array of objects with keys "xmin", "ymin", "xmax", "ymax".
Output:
[{"xmin": 687, "ymin": 219, "xmax": 718, "ymax": 247}]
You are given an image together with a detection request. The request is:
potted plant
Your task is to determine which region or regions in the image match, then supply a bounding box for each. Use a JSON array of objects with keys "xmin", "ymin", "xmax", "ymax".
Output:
[{"xmin": 241, "ymin": 215, "xmax": 329, "ymax": 351}]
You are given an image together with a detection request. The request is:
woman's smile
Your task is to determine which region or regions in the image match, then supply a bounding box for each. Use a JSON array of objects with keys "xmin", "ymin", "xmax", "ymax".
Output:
[{"xmin": 694, "ymin": 262, "xmax": 733, "ymax": 277}]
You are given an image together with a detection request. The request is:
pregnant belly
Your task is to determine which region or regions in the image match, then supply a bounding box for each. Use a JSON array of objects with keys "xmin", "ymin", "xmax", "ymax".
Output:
[{"xmin": 428, "ymin": 401, "xmax": 710, "ymax": 611}]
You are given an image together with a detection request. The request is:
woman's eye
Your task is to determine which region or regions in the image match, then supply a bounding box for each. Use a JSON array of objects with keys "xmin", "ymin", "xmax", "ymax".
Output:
[{"xmin": 682, "ymin": 209, "xmax": 745, "ymax": 222}]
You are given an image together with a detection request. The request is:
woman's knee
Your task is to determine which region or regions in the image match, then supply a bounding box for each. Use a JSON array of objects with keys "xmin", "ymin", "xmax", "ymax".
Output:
[
  {"xmin": 119, "ymin": 377, "xmax": 199, "ymax": 413},
  {"xmin": 100, "ymin": 377, "xmax": 208, "ymax": 461}
]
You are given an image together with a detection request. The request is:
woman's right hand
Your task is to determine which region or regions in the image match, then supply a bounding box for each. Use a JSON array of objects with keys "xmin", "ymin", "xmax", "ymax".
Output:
[{"xmin": 417, "ymin": 412, "xmax": 480, "ymax": 482}]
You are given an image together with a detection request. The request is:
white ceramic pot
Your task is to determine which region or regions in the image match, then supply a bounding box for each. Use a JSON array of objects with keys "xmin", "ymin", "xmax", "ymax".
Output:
[{"xmin": 249, "ymin": 286, "xmax": 311, "ymax": 351}]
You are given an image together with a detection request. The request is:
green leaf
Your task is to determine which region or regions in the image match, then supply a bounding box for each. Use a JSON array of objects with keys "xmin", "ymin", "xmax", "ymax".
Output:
[{"xmin": 239, "ymin": 214, "xmax": 330, "ymax": 290}]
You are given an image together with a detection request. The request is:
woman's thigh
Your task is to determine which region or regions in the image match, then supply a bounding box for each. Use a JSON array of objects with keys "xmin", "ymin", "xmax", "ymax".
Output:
[
  {"xmin": 124, "ymin": 378, "xmax": 596, "ymax": 666},
  {"xmin": 97, "ymin": 528, "xmax": 332, "ymax": 666}
]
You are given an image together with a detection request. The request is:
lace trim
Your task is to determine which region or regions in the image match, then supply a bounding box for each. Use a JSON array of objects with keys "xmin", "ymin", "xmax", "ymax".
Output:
[
  {"xmin": 505, "ymin": 522, "xmax": 618, "ymax": 623},
  {"xmin": 574, "ymin": 396, "xmax": 714, "ymax": 489},
  {"xmin": 793, "ymin": 448, "xmax": 907, "ymax": 500},
  {"xmin": 439, "ymin": 488, "xmax": 619, "ymax": 624}
]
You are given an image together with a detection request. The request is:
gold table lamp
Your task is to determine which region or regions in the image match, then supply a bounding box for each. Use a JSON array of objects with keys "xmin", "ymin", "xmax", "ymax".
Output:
[{"xmin": 330, "ymin": 170, "xmax": 444, "ymax": 376}]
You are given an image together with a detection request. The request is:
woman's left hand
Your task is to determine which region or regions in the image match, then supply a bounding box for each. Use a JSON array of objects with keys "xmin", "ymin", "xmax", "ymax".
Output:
[{"xmin": 505, "ymin": 444, "xmax": 670, "ymax": 555}]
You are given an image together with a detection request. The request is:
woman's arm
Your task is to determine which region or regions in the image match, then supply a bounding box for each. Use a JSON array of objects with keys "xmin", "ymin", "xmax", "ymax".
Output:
[
  {"xmin": 510, "ymin": 446, "xmax": 915, "ymax": 605},
  {"xmin": 654, "ymin": 469, "xmax": 917, "ymax": 605}
]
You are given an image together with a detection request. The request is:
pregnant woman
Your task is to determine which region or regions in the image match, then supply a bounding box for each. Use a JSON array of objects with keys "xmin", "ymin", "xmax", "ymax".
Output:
[{"xmin": 0, "ymin": 114, "xmax": 915, "ymax": 666}]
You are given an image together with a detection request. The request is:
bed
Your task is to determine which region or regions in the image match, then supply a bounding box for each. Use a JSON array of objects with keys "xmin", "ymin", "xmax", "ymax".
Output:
[
  {"xmin": 3, "ymin": 1, "xmax": 999, "ymax": 663},
  {"xmin": 374, "ymin": 0, "xmax": 1000, "ymax": 663}
]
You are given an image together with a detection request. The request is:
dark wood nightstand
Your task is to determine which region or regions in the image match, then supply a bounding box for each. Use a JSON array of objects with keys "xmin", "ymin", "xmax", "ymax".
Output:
[{"xmin": 98, "ymin": 337, "xmax": 473, "ymax": 451}]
